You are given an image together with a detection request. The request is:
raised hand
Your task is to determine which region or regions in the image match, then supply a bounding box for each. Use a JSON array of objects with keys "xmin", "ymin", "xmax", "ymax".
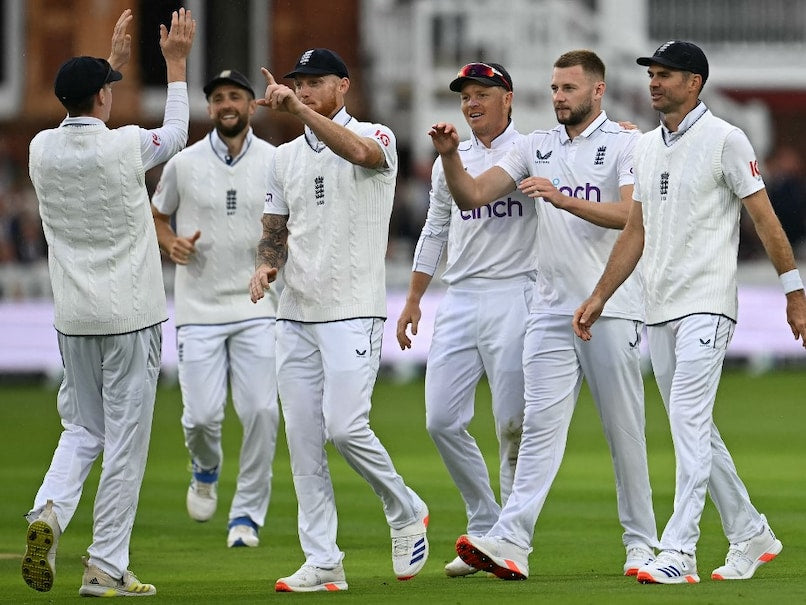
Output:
[
  {"xmin": 256, "ymin": 68, "xmax": 301, "ymax": 114},
  {"xmin": 159, "ymin": 7, "xmax": 196, "ymax": 62},
  {"xmin": 428, "ymin": 122, "xmax": 460, "ymax": 155},
  {"xmin": 107, "ymin": 9, "xmax": 133, "ymax": 70}
]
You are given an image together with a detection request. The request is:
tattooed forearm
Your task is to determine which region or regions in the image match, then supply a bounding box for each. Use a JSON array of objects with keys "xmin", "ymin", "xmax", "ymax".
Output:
[{"xmin": 256, "ymin": 213, "xmax": 289, "ymax": 270}]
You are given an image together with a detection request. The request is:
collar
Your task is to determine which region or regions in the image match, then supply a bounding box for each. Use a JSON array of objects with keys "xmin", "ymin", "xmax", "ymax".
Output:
[
  {"xmin": 661, "ymin": 101, "xmax": 707, "ymax": 144},
  {"xmin": 470, "ymin": 119, "xmax": 519, "ymax": 150},
  {"xmin": 209, "ymin": 127, "xmax": 254, "ymax": 165},
  {"xmin": 60, "ymin": 115, "xmax": 105, "ymax": 127},
  {"xmin": 559, "ymin": 110, "xmax": 608, "ymax": 144},
  {"xmin": 304, "ymin": 106, "xmax": 352, "ymax": 151}
]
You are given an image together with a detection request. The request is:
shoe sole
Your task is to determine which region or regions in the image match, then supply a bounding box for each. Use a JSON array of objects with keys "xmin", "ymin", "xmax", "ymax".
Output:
[
  {"xmin": 624, "ymin": 567, "xmax": 640, "ymax": 577},
  {"xmin": 78, "ymin": 585, "xmax": 157, "ymax": 597},
  {"xmin": 455, "ymin": 536, "xmax": 527, "ymax": 581},
  {"xmin": 21, "ymin": 520, "xmax": 56, "ymax": 592},
  {"xmin": 711, "ymin": 540, "xmax": 782, "ymax": 580},
  {"xmin": 275, "ymin": 581, "xmax": 348, "ymax": 592},
  {"xmin": 636, "ymin": 570, "xmax": 700, "ymax": 584}
]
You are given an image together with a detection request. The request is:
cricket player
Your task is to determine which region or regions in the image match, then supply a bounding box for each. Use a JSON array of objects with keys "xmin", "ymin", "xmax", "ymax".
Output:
[
  {"xmin": 23, "ymin": 8, "xmax": 195, "ymax": 596},
  {"xmin": 249, "ymin": 48, "xmax": 428, "ymax": 592},
  {"xmin": 396, "ymin": 61, "xmax": 536, "ymax": 577},
  {"xmin": 152, "ymin": 69, "xmax": 279, "ymax": 549},
  {"xmin": 575, "ymin": 40, "xmax": 805, "ymax": 585}
]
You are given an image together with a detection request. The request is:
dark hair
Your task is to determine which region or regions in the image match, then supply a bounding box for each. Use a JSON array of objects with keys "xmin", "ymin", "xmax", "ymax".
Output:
[
  {"xmin": 61, "ymin": 94, "xmax": 96, "ymax": 116},
  {"xmin": 554, "ymin": 49, "xmax": 606, "ymax": 81}
]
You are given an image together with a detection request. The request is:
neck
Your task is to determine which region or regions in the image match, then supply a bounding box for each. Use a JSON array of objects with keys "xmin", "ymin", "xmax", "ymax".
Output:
[
  {"xmin": 662, "ymin": 99, "xmax": 699, "ymax": 133},
  {"xmin": 564, "ymin": 109, "xmax": 600, "ymax": 141},
  {"xmin": 218, "ymin": 127, "xmax": 249, "ymax": 157},
  {"xmin": 476, "ymin": 120, "xmax": 509, "ymax": 148}
]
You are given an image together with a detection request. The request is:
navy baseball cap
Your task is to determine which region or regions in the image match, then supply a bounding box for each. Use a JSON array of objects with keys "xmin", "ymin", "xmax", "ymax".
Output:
[
  {"xmin": 637, "ymin": 41, "xmax": 709, "ymax": 85},
  {"xmin": 54, "ymin": 56, "xmax": 122, "ymax": 101},
  {"xmin": 449, "ymin": 62, "xmax": 513, "ymax": 92},
  {"xmin": 203, "ymin": 69, "xmax": 255, "ymax": 98},
  {"xmin": 284, "ymin": 48, "xmax": 349, "ymax": 79}
]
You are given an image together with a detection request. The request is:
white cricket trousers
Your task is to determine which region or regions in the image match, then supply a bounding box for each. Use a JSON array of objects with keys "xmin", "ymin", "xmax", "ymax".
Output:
[
  {"xmin": 489, "ymin": 313, "xmax": 658, "ymax": 552},
  {"xmin": 425, "ymin": 276, "xmax": 530, "ymax": 536},
  {"xmin": 276, "ymin": 318, "xmax": 425, "ymax": 568},
  {"xmin": 30, "ymin": 325, "xmax": 161, "ymax": 579},
  {"xmin": 178, "ymin": 319, "xmax": 279, "ymax": 525},
  {"xmin": 647, "ymin": 314, "xmax": 765, "ymax": 553}
]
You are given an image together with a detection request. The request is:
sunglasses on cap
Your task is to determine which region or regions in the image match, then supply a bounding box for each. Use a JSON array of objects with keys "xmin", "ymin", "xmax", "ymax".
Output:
[{"xmin": 456, "ymin": 63, "xmax": 511, "ymax": 91}]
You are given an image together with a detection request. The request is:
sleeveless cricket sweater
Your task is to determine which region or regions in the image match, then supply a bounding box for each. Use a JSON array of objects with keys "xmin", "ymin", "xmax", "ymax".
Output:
[
  {"xmin": 29, "ymin": 124, "xmax": 167, "ymax": 335},
  {"xmin": 168, "ymin": 135, "xmax": 278, "ymax": 325},
  {"xmin": 636, "ymin": 111, "xmax": 741, "ymax": 323},
  {"xmin": 272, "ymin": 123, "xmax": 395, "ymax": 322}
]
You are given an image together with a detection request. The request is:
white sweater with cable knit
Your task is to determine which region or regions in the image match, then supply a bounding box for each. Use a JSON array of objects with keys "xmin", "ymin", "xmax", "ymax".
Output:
[{"xmin": 30, "ymin": 124, "xmax": 167, "ymax": 335}]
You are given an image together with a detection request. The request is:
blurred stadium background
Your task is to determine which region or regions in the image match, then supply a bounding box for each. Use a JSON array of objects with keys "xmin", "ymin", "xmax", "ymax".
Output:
[{"xmin": 2, "ymin": 0, "xmax": 806, "ymax": 379}]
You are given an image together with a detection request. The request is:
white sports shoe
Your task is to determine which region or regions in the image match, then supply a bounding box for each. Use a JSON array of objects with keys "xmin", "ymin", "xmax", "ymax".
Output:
[
  {"xmin": 227, "ymin": 518, "xmax": 259, "ymax": 548},
  {"xmin": 186, "ymin": 478, "xmax": 217, "ymax": 522},
  {"xmin": 22, "ymin": 500, "xmax": 61, "ymax": 592},
  {"xmin": 711, "ymin": 516, "xmax": 782, "ymax": 580},
  {"xmin": 78, "ymin": 558, "xmax": 156, "ymax": 597},
  {"xmin": 623, "ymin": 546, "xmax": 655, "ymax": 576},
  {"xmin": 275, "ymin": 563, "xmax": 348, "ymax": 592},
  {"xmin": 444, "ymin": 555, "xmax": 479, "ymax": 577},
  {"xmin": 391, "ymin": 504, "xmax": 429, "ymax": 580},
  {"xmin": 455, "ymin": 534, "xmax": 529, "ymax": 580},
  {"xmin": 636, "ymin": 549, "xmax": 699, "ymax": 584}
]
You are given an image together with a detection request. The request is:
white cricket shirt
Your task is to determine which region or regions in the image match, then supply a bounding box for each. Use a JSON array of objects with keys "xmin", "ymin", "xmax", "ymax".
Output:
[
  {"xmin": 413, "ymin": 121, "xmax": 538, "ymax": 284},
  {"xmin": 497, "ymin": 111, "xmax": 644, "ymax": 319}
]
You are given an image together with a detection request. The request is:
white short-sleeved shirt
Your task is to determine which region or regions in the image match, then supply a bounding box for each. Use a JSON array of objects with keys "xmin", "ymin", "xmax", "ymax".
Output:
[{"xmin": 497, "ymin": 111, "xmax": 644, "ymax": 320}]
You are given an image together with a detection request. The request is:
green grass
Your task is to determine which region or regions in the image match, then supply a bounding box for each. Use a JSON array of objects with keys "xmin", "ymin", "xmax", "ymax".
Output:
[{"xmin": 1, "ymin": 368, "xmax": 805, "ymax": 603}]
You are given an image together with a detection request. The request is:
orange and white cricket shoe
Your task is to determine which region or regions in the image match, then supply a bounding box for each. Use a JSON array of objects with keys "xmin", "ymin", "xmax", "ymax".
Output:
[{"xmin": 455, "ymin": 534, "xmax": 529, "ymax": 580}]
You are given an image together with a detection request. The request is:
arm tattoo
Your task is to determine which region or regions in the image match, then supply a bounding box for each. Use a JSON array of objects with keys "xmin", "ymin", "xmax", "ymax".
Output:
[{"xmin": 256, "ymin": 214, "xmax": 289, "ymax": 270}]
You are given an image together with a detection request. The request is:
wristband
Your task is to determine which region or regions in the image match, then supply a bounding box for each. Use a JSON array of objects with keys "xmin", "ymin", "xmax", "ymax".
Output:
[{"xmin": 779, "ymin": 269, "xmax": 804, "ymax": 294}]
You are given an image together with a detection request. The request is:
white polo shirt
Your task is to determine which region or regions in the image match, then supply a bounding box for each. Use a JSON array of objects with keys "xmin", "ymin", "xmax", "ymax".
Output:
[{"xmin": 497, "ymin": 111, "xmax": 644, "ymax": 320}]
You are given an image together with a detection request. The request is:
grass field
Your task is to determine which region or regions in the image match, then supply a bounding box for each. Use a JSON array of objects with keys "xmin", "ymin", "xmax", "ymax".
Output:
[{"xmin": 1, "ymin": 368, "xmax": 805, "ymax": 604}]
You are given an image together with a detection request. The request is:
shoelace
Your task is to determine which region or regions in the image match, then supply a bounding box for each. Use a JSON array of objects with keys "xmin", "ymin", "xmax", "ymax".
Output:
[
  {"xmin": 392, "ymin": 535, "xmax": 420, "ymax": 556},
  {"xmin": 723, "ymin": 544, "xmax": 752, "ymax": 567},
  {"xmin": 194, "ymin": 482, "xmax": 215, "ymax": 497}
]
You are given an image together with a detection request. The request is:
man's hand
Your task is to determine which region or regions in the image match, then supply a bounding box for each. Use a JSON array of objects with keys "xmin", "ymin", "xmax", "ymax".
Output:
[
  {"xmin": 159, "ymin": 7, "xmax": 196, "ymax": 63},
  {"xmin": 518, "ymin": 176, "xmax": 566, "ymax": 208},
  {"xmin": 250, "ymin": 264, "xmax": 279, "ymax": 303},
  {"xmin": 107, "ymin": 9, "xmax": 133, "ymax": 70},
  {"xmin": 256, "ymin": 68, "xmax": 303, "ymax": 114},
  {"xmin": 428, "ymin": 122, "xmax": 460, "ymax": 156},
  {"xmin": 167, "ymin": 230, "xmax": 201, "ymax": 265},
  {"xmin": 396, "ymin": 300, "xmax": 422, "ymax": 350},
  {"xmin": 572, "ymin": 295, "xmax": 605, "ymax": 341},
  {"xmin": 785, "ymin": 290, "xmax": 806, "ymax": 348}
]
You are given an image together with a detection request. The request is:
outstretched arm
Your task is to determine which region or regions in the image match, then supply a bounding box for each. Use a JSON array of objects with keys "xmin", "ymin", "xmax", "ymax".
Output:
[
  {"xmin": 428, "ymin": 122, "xmax": 515, "ymax": 210},
  {"xmin": 256, "ymin": 68, "xmax": 386, "ymax": 169}
]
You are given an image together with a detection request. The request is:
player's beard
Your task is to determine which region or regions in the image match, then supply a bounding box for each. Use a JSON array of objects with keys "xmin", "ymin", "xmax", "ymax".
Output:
[
  {"xmin": 214, "ymin": 113, "xmax": 249, "ymax": 138},
  {"xmin": 555, "ymin": 98, "xmax": 594, "ymax": 127}
]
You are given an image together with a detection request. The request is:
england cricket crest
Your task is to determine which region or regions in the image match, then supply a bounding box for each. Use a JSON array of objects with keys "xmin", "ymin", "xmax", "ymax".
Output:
[{"xmin": 314, "ymin": 176, "xmax": 325, "ymax": 206}]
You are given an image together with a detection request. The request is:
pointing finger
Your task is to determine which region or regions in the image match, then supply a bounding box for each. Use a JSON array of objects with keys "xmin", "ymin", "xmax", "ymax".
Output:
[{"xmin": 261, "ymin": 67, "xmax": 276, "ymax": 86}]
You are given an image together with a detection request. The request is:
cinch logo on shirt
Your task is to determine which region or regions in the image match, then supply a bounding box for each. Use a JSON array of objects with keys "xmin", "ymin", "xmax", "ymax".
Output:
[
  {"xmin": 551, "ymin": 179, "xmax": 602, "ymax": 202},
  {"xmin": 460, "ymin": 197, "xmax": 524, "ymax": 220}
]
